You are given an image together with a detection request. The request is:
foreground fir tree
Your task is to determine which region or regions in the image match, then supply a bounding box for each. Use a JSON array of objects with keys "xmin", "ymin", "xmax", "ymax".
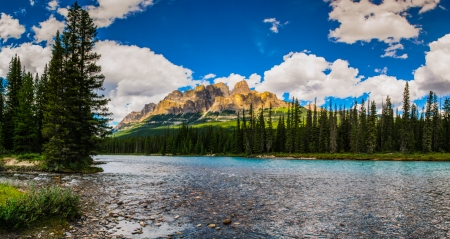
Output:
[
  {"xmin": 3, "ymin": 56, "xmax": 22, "ymax": 151},
  {"xmin": 14, "ymin": 72, "xmax": 36, "ymax": 152},
  {"xmin": 42, "ymin": 3, "xmax": 111, "ymax": 171}
]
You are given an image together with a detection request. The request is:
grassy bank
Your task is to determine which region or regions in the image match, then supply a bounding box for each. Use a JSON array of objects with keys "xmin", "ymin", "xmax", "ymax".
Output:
[
  {"xmin": 0, "ymin": 153, "xmax": 103, "ymax": 173},
  {"xmin": 0, "ymin": 182, "xmax": 81, "ymax": 231},
  {"xmin": 101, "ymin": 152, "xmax": 450, "ymax": 161}
]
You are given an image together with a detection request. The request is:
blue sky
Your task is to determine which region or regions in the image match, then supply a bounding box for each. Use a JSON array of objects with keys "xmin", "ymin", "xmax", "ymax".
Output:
[{"xmin": 1, "ymin": 0, "xmax": 450, "ymax": 124}]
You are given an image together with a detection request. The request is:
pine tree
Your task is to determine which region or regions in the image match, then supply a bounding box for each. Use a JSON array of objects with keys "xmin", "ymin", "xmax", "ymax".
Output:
[
  {"xmin": 14, "ymin": 71, "xmax": 36, "ymax": 152},
  {"xmin": 3, "ymin": 56, "xmax": 22, "ymax": 151},
  {"xmin": 400, "ymin": 82, "xmax": 414, "ymax": 153},
  {"xmin": 266, "ymin": 104, "xmax": 274, "ymax": 153},
  {"xmin": 35, "ymin": 66, "xmax": 48, "ymax": 152},
  {"xmin": 358, "ymin": 99, "xmax": 367, "ymax": 153},
  {"xmin": 43, "ymin": 3, "xmax": 111, "ymax": 170},
  {"xmin": 366, "ymin": 101, "xmax": 377, "ymax": 153},
  {"xmin": 329, "ymin": 102, "xmax": 337, "ymax": 153},
  {"xmin": 0, "ymin": 77, "xmax": 4, "ymax": 150},
  {"xmin": 423, "ymin": 91, "xmax": 433, "ymax": 153}
]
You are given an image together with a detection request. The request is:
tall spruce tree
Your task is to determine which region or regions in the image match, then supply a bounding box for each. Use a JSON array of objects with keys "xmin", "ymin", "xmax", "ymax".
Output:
[
  {"xmin": 400, "ymin": 82, "xmax": 413, "ymax": 153},
  {"xmin": 266, "ymin": 104, "xmax": 274, "ymax": 153},
  {"xmin": 366, "ymin": 101, "xmax": 377, "ymax": 153},
  {"xmin": 423, "ymin": 91, "xmax": 434, "ymax": 153},
  {"xmin": 0, "ymin": 77, "xmax": 4, "ymax": 150},
  {"xmin": 42, "ymin": 3, "xmax": 111, "ymax": 170},
  {"xmin": 3, "ymin": 56, "xmax": 22, "ymax": 151},
  {"xmin": 14, "ymin": 71, "xmax": 36, "ymax": 152}
]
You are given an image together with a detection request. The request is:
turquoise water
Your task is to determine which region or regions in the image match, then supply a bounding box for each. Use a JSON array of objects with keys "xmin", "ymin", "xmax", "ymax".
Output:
[
  {"xmin": 92, "ymin": 155, "xmax": 450, "ymax": 238},
  {"xmin": 97, "ymin": 155, "xmax": 450, "ymax": 178}
]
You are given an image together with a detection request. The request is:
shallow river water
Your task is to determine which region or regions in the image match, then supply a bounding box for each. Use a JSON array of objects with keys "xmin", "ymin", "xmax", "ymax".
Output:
[{"xmin": 3, "ymin": 156, "xmax": 450, "ymax": 238}]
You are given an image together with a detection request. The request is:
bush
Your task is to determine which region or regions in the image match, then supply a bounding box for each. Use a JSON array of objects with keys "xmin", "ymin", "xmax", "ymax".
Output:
[{"xmin": 0, "ymin": 184, "xmax": 81, "ymax": 230}]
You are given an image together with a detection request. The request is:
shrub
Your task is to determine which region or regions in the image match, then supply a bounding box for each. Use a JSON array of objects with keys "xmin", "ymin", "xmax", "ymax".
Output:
[{"xmin": 0, "ymin": 184, "xmax": 81, "ymax": 230}]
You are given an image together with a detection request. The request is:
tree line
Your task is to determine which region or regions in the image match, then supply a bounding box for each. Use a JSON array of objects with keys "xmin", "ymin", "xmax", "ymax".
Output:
[
  {"xmin": 0, "ymin": 3, "xmax": 110, "ymax": 171},
  {"xmin": 101, "ymin": 82, "xmax": 450, "ymax": 155}
]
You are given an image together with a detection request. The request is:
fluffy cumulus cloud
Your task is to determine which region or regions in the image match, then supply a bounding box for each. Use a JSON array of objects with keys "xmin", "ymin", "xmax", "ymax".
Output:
[
  {"xmin": 32, "ymin": 15, "xmax": 65, "ymax": 44},
  {"xmin": 0, "ymin": 13, "xmax": 26, "ymax": 43},
  {"xmin": 94, "ymin": 40, "xmax": 194, "ymax": 121},
  {"xmin": 86, "ymin": 0, "xmax": 154, "ymax": 28},
  {"xmin": 414, "ymin": 33, "xmax": 450, "ymax": 96},
  {"xmin": 213, "ymin": 73, "xmax": 262, "ymax": 90},
  {"xmin": 255, "ymin": 52, "xmax": 416, "ymax": 107},
  {"xmin": 327, "ymin": 0, "xmax": 440, "ymax": 58},
  {"xmin": 30, "ymin": 0, "xmax": 35, "ymax": 6},
  {"xmin": 0, "ymin": 43, "xmax": 52, "ymax": 78},
  {"xmin": 263, "ymin": 18, "xmax": 288, "ymax": 33}
]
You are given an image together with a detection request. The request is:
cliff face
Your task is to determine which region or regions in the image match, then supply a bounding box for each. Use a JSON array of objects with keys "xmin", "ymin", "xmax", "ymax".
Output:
[
  {"xmin": 115, "ymin": 103, "xmax": 156, "ymax": 129},
  {"xmin": 115, "ymin": 80, "xmax": 287, "ymax": 130}
]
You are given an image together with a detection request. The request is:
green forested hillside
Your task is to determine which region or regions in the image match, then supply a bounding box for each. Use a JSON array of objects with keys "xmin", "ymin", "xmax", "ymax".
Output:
[{"xmin": 113, "ymin": 107, "xmax": 301, "ymax": 138}]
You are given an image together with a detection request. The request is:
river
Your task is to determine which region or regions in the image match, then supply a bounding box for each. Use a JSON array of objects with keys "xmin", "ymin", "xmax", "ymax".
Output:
[{"xmin": 3, "ymin": 155, "xmax": 450, "ymax": 238}]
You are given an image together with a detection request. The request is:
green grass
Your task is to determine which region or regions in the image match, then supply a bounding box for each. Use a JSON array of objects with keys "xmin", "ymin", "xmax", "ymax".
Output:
[
  {"xmin": 0, "ymin": 184, "xmax": 24, "ymax": 204},
  {"xmin": 0, "ymin": 183, "xmax": 81, "ymax": 231}
]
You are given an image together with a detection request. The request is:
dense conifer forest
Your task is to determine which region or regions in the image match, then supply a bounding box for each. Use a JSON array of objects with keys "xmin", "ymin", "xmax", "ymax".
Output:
[
  {"xmin": 102, "ymin": 83, "xmax": 450, "ymax": 156},
  {"xmin": 0, "ymin": 3, "xmax": 110, "ymax": 171}
]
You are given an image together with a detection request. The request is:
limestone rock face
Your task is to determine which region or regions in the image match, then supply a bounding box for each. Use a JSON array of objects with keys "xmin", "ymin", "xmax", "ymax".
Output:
[
  {"xmin": 115, "ymin": 103, "xmax": 156, "ymax": 129},
  {"xmin": 115, "ymin": 80, "xmax": 287, "ymax": 130},
  {"xmin": 231, "ymin": 80, "xmax": 251, "ymax": 96}
]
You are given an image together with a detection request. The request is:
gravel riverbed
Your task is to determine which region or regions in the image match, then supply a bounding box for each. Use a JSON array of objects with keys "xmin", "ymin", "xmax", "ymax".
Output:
[{"xmin": 2, "ymin": 156, "xmax": 450, "ymax": 238}]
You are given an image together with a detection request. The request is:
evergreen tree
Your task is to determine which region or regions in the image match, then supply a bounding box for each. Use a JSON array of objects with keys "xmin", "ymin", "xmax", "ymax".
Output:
[
  {"xmin": 358, "ymin": 99, "xmax": 367, "ymax": 153},
  {"xmin": 400, "ymin": 82, "xmax": 414, "ymax": 153},
  {"xmin": 3, "ymin": 56, "xmax": 22, "ymax": 151},
  {"xmin": 366, "ymin": 101, "xmax": 377, "ymax": 153},
  {"xmin": 14, "ymin": 71, "xmax": 36, "ymax": 152},
  {"xmin": 0, "ymin": 77, "xmax": 4, "ymax": 150},
  {"xmin": 43, "ymin": 3, "xmax": 111, "ymax": 170},
  {"xmin": 266, "ymin": 104, "xmax": 274, "ymax": 153},
  {"xmin": 329, "ymin": 102, "xmax": 337, "ymax": 153},
  {"xmin": 275, "ymin": 116, "xmax": 286, "ymax": 152},
  {"xmin": 423, "ymin": 91, "xmax": 433, "ymax": 153}
]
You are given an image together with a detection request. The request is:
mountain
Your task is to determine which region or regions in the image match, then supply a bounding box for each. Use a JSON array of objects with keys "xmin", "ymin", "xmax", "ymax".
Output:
[{"xmin": 114, "ymin": 80, "xmax": 288, "ymax": 133}]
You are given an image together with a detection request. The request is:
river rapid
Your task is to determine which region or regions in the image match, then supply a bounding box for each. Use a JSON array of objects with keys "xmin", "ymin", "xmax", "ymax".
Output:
[{"xmin": 3, "ymin": 156, "xmax": 450, "ymax": 238}]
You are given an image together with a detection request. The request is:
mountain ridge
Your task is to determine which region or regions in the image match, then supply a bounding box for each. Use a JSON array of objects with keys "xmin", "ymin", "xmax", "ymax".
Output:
[{"xmin": 115, "ymin": 80, "xmax": 288, "ymax": 131}]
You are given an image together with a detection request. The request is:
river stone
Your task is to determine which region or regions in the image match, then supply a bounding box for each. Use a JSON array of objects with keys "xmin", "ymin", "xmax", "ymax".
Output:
[{"xmin": 223, "ymin": 219, "xmax": 232, "ymax": 224}]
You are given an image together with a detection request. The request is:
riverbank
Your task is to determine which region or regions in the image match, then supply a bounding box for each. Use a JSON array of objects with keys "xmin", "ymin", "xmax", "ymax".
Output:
[
  {"xmin": 101, "ymin": 152, "xmax": 450, "ymax": 161},
  {"xmin": 0, "ymin": 155, "xmax": 103, "ymax": 173}
]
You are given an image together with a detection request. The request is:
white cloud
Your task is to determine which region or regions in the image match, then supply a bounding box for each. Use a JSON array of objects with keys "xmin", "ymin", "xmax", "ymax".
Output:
[
  {"xmin": 94, "ymin": 40, "xmax": 194, "ymax": 121},
  {"xmin": 30, "ymin": 0, "xmax": 35, "ymax": 6},
  {"xmin": 381, "ymin": 42, "xmax": 408, "ymax": 59},
  {"xmin": 57, "ymin": 8, "xmax": 68, "ymax": 18},
  {"xmin": 203, "ymin": 73, "xmax": 216, "ymax": 79},
  {"xmin": 263, "ymin": 18, "xmax": 288, "ymax": 33},
  {"xmin": 0, "ymin": 43, "xmax": 52, "ymax": 78},
  {"xmin": 414, "ymin": 33, "xmax": 450, "ymax": 96},
  {"xmin": 0, "ymin": 13, "xmax": 26, "ymax": 43},
  {"xmin": 255, "ymin": 51, "xmax": 413, "ymax": 107},
  {"xmin": 47, "ymin": 0, "xmax": 59, "ymax": 11},
  {"xmin": 328, "ymin": 0, "xmax": 440, "ymax": 58},
  {"xmin": 86, "ymin": 0, "xmax": 154, "ymax": 28},
  {"xmin": 375, "ymin": 67, "xmax": 388, "ymax": 74},
  {"xmin": 32, "ymin": 15, "xmax": 65, "ymax": 44},
  {"xmin": 214, "ymin": 73, "xmax": 261, "ymax": 90}
]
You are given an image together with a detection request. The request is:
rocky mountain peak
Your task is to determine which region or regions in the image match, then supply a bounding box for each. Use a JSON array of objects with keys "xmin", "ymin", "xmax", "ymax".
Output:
[
  {"xmin": 231, "ymin": 80, "xmax": 251, "ymax": 96},
  {"xmin": 115, "ymin": 80, "xmax": 287, "ymax": 131}
]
